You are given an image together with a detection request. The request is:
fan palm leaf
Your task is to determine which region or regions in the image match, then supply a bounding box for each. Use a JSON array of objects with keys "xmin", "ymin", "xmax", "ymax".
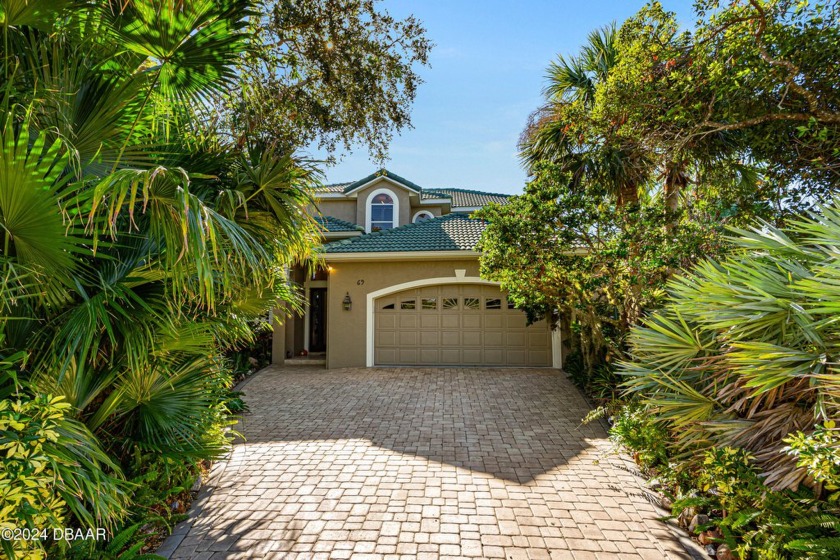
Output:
[
  {"xmin": 0, "ymin": 112, "xmax": 85, "ymax": 278},
  {"xmin": 106, "ymin": 0, "xmax": 254, "ymax": 107},
  {"xmin": 621, "ymin": 198, "xmax": 840, "ymax": 489}
]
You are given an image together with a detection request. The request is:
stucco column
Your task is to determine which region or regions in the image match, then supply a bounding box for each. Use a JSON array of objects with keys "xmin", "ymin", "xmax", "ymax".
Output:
[{"xmin": 271, "ymin": 306, "xmax": 286, "ymax": 366}]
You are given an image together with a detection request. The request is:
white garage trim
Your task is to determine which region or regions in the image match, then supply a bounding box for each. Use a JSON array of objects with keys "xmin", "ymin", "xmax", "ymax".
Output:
[
  {"xmin": 552, "ymin": 327, "xmax": 563, "ymax": 369},
  {"xmin": 365, "ymin": 276, "xmax": 560, "ymax": 368},
  {"xmin": 366, "ymin": 277, "xmax": 499, "ymax": 367}
]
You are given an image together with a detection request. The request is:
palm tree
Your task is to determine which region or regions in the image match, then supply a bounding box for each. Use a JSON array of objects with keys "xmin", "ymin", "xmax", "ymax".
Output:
[
  {"xmin": 0, "ymin": 1, "xmax": 320, "ymax": 553},
  {"xmin": 521, "ymin": 24, "xmax": 650, "ymax": 208},
  {"xmin": 545, "ymin": 24, "xmax": 617, "ymax": 108},
  {"xmin": 620, "ymin": 201, "xmax": 840, "ymax": 490}
]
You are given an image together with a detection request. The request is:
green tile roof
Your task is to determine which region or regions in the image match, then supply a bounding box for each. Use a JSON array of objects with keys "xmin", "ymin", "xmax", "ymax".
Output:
[
  {"xmin": 313, "ymin": 170, "xmax": 511, "ymax": 208},
  {"xmin": 432, "ymin": 188, "xmax": 510, "ymax": 208},
  {"xmin": 315, "ymin": 215, "xmax": 364, "ymax": 233},
  {"xmin": 317, "ymin": 183, "xmax": 351, "ymax": 193},
  {"xmin": 324, "ymin": 213, "xmax": 487, "ymax": 253}
]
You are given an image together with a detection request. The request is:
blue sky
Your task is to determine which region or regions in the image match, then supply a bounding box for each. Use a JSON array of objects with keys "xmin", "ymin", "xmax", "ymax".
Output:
[{"xmin": 315, "ymin": 0, "xmax": 697, "ymax": 194}]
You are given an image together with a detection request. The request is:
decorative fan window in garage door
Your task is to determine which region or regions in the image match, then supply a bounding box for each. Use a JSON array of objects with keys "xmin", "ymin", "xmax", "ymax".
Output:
[{"xmin": 374, "ymin": 284, "xmax": 551, "ymax": 367}]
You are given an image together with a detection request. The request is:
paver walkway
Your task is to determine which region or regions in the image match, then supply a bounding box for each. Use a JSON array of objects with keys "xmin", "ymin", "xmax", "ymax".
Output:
[{"xmin": 162, "ymin": 366, "xmax": 700, "ymax": 560}]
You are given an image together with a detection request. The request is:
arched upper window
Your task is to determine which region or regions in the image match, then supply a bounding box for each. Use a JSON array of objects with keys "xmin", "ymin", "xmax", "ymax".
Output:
[
  {"xmin": 367, "ymin": 189, "xmax": 397, "ymax": 231},
  {"xmin": 413, "ymin": 211, "xmax": 434, "ymax": 224}
]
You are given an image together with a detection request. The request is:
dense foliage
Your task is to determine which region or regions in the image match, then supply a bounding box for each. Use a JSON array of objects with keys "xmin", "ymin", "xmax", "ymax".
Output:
[
  {"xmin": 220, "ymin": 0, "xmax": 432, "ymax": 159},
  {"xmin": 0, "ymin": 0, "xmax": 428, "ymax": 557},
  {"xmin": 479, "ymin": 0, "xmax": 840, "ymax": 390},
  {"xmin": 622, "ymin": 203, "xmax": 840, "ymax": 490},
  {"xmin": 480, "ymin": 1, "xmax": 840, "ymax": 556},
  {"xmin": 600, "ymin": 0, "xmax": 840, "ymax": 208},
  {"xmin": 476, "ymin": 165, "xmax": 727, "ymax": 394}
]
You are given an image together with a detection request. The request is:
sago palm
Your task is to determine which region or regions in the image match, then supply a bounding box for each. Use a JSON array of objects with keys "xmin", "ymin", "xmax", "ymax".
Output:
[{"xmin": 620, "ymin": 200, "xmax": 840, "ymax": 490}]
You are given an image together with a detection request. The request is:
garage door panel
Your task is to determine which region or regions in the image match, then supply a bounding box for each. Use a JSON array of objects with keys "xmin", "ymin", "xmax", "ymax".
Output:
[
  {"xmin": 484, "ymin": 349, "xmax": 503, "ymax": 363},
  {"xmin": 528, "ymin": 350, "xmax": 550, "ymax": 365},
  {"xmin": 485, "ymin": 315, "xmax": 504, "ymax": 328},
  {"xmin": 506, "ymin": 332, "xmax": 526, "ymax": 347},
  {"xmin": 485, "ymin": 331, "xmax": 504, "ymax": 346},
  {"xmin": 420, "ymin": 348, "xmax": 440, "ymax": 363},
  {"xmin": 420, "ymin": 315, "xmax": 439, "ymax": 328},
  {"xmin": 507, "ymin": 350, "xmax": 526, "ymax": 366},
  {"xmin": 528, "ymin": 332, "xmax": 550, "ymax": 347},
  {"xmin": 462, "ymin": 315, "xmax": 481, "ymax": 329},
  {"xmin": 440, "ymin": 331, "xmax": 461, "ymax": 346},
  {"xmin": 399, "ymin": 331, "xmax": 418, "ymax": 346},
  {"xmin": 462, "ymin": 331, "xmax": 482, "ymax": 346},
  {"xmin": 441, "ymin": 315, "xmax": 459, "ymax": 328},
  {"xmin": 462, "ymin": 349, "xmax": 482, "ymax": 363},
  {"xmin": 377, "ymin": 331, "xmax": 396, "ymax": 346},
  {"xmin": 420, "ymin": 331, "xmax": 439, "ymax": 346},
  {"xmin": 440, "ymin": 348, "xmax": 461, "ymax": 363},
  {"xmin": 374, "ymin": 284, "xmax": 551, "ymax": 367},
  {"xmin": 376, "ymin": 348, "xmax": 397, "ymax": 364}
]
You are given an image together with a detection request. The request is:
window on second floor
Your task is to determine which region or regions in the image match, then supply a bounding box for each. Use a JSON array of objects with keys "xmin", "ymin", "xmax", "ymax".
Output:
[
  {"xmin": 413, "ymin": 211, "xmax": 434, "ymax": 223},
  {"xmin": 369, "ymin": 192, "xmax": 395, "ymax": 231}
]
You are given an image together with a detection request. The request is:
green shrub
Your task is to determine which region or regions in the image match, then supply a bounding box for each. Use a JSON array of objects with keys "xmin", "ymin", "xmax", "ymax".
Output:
[
  {"xmin": 729, "ymin": 487, "xmax": 840, "ymax": 560},
  {"xmin": 0, "ymin": 395, "xmax": 69, "ymax": 560},
  {"xmin": 609, "ymin": 404, "xmax": 669, "ymax": 471},
  {"xmin": 785, "ymin": 422, "xmax": 840, "ymax": 500},
  {"xmin": 621, "ymin": 201, "xmax": 840, "ymax": 489},
  {"xmin": 699, "ymin": 447, "xmax": 763, "ymax": 516},
  {"xmin": 665, "ymin": 446, "xmax": 840, "ymax": 558},
  {"xmin": 222, "ymin": 390, "xmax": 250, "ymax": 415}
]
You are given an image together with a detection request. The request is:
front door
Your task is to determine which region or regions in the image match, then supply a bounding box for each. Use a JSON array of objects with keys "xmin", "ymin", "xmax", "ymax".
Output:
[{"xmin": 308, "ymin": 288, "xmax": 327, "ymax": 352}]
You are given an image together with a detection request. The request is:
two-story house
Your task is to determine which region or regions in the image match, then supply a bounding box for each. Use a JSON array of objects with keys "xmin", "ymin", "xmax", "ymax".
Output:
[{"xmin": 271, "ymin": 170, "xmax": 561, "ymax": 369}]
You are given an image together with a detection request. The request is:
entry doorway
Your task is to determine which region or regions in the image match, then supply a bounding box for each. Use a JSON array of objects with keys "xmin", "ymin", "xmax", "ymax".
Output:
[{"xmin": 308, "ymin": 288, "xmax": 327, "ymax": 352}]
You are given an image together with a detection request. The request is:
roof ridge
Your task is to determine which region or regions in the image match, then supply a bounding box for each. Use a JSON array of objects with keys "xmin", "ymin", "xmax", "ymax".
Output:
[
  {"xmin": 343, "ymin": 169, "xmax": 424, "ymax": 194},
  {"xmin": 430, "ymin": 187, "xmax": 511, "ymax": 197}
]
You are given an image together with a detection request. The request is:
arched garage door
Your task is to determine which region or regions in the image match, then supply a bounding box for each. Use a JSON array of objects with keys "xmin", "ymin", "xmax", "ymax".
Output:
[{"xmin": 374, "ymin": 284, "xmax": 551, "ymax": 366}]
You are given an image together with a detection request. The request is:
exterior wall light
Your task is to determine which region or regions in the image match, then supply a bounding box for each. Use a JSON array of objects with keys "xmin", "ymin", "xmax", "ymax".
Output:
[{"xmin": 342, "ymin": 292, "xmax": 352, "ymax": 311}]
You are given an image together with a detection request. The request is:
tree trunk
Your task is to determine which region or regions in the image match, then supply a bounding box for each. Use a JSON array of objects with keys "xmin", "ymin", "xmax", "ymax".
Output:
[
  {"xmin": 663, "ymin": 161, "xmax": 688, "ymax": 212},
  {"xmin": 617, "ymin": 182, "xmax": 638, "ymax": 208}
]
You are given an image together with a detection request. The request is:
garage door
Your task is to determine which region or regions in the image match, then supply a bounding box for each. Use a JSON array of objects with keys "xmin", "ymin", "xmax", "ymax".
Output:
[{"xmin": 374, "ymin": 284, "xmax": 551, "ymax": 366}]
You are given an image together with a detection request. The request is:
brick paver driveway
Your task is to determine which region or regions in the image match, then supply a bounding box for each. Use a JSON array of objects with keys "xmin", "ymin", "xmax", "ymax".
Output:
[{"xmin": 162, "ymin": 366, "xmax": 698, "ymax": 560}]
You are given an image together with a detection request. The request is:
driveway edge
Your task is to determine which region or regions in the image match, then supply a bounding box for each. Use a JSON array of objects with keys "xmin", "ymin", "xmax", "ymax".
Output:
[{"xmin": 155, "ymin": 368, "xmax": 265, "ymax": 558}]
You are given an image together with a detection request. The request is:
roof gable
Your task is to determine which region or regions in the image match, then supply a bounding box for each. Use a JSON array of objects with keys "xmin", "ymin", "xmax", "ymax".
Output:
[
  {"xmin": 342, "ymin": 169, "xmax": 423, "ymax": 195},
  {"xmin": 313, "ymin": 169, "xmax": 512, "ymax": 208}
]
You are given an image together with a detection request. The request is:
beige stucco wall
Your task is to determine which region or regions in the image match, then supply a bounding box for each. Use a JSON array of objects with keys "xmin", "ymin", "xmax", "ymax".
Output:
[
  {"xmin": 315, "ymin": 180, "xmax": 449, "ymax": 233},
  {"xmin": 324, "ymin": 258, "xmax": 482, "ymax": 368},
  {"xmin": 408, "ymin": 205, "xmax": 443, "ymax": 220},
  {"xmin": 315, "ymin": 199, "xmax": 357, "ymax": 224}
]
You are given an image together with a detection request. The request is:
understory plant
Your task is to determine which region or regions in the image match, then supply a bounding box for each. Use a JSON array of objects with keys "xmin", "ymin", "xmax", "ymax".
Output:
[
  {"xmin": 0, "ymin": 1, "xmax": 320, "ymax": 557},
  {"xmin": 613, "ymin": 198, "xmax": 840, "ymax": 557},
  {"xmin": 621, "ymin": 199, "xmax": 840, "ymax": 490}
]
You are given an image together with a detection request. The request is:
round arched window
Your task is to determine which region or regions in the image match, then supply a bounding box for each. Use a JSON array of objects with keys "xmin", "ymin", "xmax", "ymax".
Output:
[
  {"xmin": 413, "ymin": 212, "xmax": 434, "ymax": 223},
  {"xmin": 370, "ymin": 193, "xmax": 395, "ymax": 231}
]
